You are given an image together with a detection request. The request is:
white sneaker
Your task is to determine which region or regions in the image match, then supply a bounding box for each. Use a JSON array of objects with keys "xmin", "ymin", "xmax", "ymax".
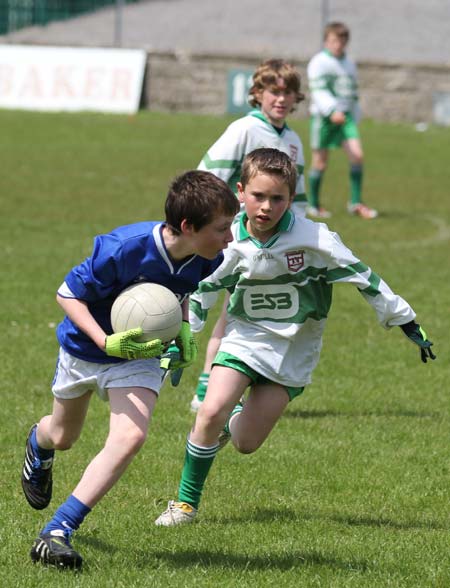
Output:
[
  {"xmin": 347, "ymin": 203, "xmax": 378, "ymax": 219},
  {"xmin": 306, "ymin": 205, "xmax": 332, "ymax": 219},
  {"xmin": 190, "ymin": 394, "xmax": 203, "ymax": 413},
  {"xmin": 155, "ymin": 500, "xmax": 197, "ymax": 527}
]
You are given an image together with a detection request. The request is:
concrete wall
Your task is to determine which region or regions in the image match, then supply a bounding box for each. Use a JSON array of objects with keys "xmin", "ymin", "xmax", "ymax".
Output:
[{"xmin": 144, "ymin": 51, "xmax": 450, "ymax": 124}]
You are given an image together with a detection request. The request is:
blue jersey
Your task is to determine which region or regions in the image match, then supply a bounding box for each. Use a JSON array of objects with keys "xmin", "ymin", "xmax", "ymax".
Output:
[{"xmin": 57, "ymin": 221, "xmax": 224, "ymax": 363}]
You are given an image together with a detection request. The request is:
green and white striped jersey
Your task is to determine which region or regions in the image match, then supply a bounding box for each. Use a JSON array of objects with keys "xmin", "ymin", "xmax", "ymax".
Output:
[
  {"xmin": 190, "ymin": 211, "xmax": 415, "ymax": 387},
  {"xmin": 197, "ymin": 110, "xmax": 307, "ymax": 210},
  {"xmin": 307, "ymin": 49, "xmax": 360, "ymax": 120}
]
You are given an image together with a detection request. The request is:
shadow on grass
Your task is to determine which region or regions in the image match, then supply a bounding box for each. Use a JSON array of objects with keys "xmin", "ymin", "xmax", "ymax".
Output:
[
  {"xmin": 330, "ymin": 513, "xmax": 446, "ymax": 531},
  {"xmin": 284, "ymin": 408, "xmax": 440, "ymax": 419},
  {"xmin": 146, "ymin": 548, "xmax": 370, "ymax": 573},
  {"xmin": 208, "ymin": 506, "xmax": 447, "ymax": 532},
  {"xmin": 76, "ymin": 533, "xmax": 118, "ymax": 554}
]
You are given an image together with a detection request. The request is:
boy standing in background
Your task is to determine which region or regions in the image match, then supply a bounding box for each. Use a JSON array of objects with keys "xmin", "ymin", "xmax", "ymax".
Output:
[{"xmin": 307, "ymin": 22, "xmax": 378, "ymax": 220}]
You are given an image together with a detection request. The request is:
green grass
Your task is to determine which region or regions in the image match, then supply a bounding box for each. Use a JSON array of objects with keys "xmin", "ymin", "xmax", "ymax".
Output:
[{"xmin": 1, "ymin": 109, "xmax": 449, "ymax": 587}]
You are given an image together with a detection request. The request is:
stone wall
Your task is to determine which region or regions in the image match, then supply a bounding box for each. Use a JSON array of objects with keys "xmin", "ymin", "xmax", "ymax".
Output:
[{"xmin": 144, "ymin": 51, "xmax": 450, "ymax": 124}]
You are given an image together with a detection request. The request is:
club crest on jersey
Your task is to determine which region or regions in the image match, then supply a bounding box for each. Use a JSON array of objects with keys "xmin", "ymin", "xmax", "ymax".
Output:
[
  {"xmin": 289, "ymin": 144, "xmax": 298, "ymax": 161},
  {"xmin": 285, "ymin": 250, "xmax": 304, "ymax": 272}
]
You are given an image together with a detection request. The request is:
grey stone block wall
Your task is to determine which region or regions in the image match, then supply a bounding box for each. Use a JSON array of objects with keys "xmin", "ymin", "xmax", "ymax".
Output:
[{"xmin": 144, "ymin": 52, "xmax": 450, "ymax": 124}]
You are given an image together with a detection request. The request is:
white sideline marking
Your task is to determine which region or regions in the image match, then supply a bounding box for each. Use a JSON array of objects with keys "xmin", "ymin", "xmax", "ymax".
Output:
[{"xmin": 375, "ymin": 215, "xmax": 450, "ymax": 250}]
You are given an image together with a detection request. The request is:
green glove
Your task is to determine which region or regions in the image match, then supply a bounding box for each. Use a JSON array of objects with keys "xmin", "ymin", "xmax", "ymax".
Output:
[
  {"xmin": 400, "ymin": 321, "xmax": 436, "ymax": 363},
  {"xmin": 105, "ymin": 328, "xmax": 164, "ymax": 360},
  {"xmin": 160, "ymin": 344, "xmax": 184, "ymax": 386},
  {"xmin": 174, "ymin": 320, "xmax": 198, "ymax": 369}
]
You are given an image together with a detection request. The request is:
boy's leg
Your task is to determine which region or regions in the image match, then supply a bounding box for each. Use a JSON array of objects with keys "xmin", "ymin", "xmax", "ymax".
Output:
[
  {"xmin": 343, "ymin": 138, "xmax": 364, "ymax": 204},
  {"xmin": 307, "ymin": 149, "xmax": 331, "ymax": 218},
  {"xmin": 71, "ymin": 386, "xmax": 157, "ymax": 507},
  {"xmin": 343, "ymin": 138, "xmax": 377, "ymax": 218},
  {"xmin": 230, "ymin": 383, "xmax": 290, "ymax": 454},
  {"xmin": 32, "ymin": 386, "xmax": 157, "ymax": 568},
  {"xmin": 191, "ymin": 293, "xmax": 230, "ymax": 412},
  {"xmin": 156, "ymin": 366, "xmax": 249, "ymax": 526},
  {"xmin": 22, "ymin": 393, "xmax": 91, "ymax": 510}
]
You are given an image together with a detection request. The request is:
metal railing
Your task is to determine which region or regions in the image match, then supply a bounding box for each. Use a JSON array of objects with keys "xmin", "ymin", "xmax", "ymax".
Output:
[{"xmin": 0, "ymin": 0, "xmax": 138, "ymax": 35}]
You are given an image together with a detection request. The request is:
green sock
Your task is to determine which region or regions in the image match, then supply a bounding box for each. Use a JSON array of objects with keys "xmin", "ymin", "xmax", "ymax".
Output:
[
  {"xmin": 308, "ymin": 168, "xmax": 324, "ymax": 208},
  {"xmin": 178, "ymin": 438, "xmax": 219, "ymax": 509},
  {"xmin": 349, "ymin": 164, "xmax": 363, "ymax": 205},
  {"xmin": 195, "ymin": 372, "xmax": 209, "ymax": 402}
]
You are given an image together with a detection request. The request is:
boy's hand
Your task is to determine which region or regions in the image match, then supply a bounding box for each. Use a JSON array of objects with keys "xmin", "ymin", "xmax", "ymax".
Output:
[
  {"xmin": 160, "ymin": 345, "xmax": 184, "ymax": 386},
  {"xmin": 174, "ymin": 321, "xmax": 198, "ymax": 368},
  {"xmin": 105, "ymin": 328, "xmax": 164, "ymax": 360},
  {"xmin": 400, "ymin": 321, "xmax": 436, "ymax": 363}
]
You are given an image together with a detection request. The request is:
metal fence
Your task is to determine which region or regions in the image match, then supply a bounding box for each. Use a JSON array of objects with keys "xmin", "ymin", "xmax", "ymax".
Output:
[{"xmin": 0, "ymin": 0, "xmax": 138, "ymax": 35}]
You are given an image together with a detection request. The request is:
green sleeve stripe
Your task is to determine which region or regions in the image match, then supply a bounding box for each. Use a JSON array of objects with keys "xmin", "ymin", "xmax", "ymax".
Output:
[
  {"xmin": 189, "ymin": 298, "xmax": 208, "ymax": 322},
  {"xmin": 327, "ymin": 262, "xmax": 382, "ymax": 297},
  {"xmin": 360, "ymin": 271, "xmax": 382, "ymax": 297},
  {"xmin": 327, "ymin": 261, "xmax": 368, "ymax": 283},
  {"xmin": 309, "ymin": 79, "xmax": 329, "ymax": 91},
  {"xmin": 196, "ymin": 273, "xmax": 240, "ymax": 293},
  {"xmin": 201, "ymin": 153, "xmax": 241, "ymax": 170}
]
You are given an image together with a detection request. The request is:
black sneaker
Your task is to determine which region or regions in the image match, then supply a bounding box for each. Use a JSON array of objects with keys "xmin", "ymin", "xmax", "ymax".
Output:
[
  {"xmin": 30, "ymin": 531, "xmax": 83, "ymax": 569},
  {"xmin": 21, "ymin": 424, "xmax": 53, "ymax": 510}
]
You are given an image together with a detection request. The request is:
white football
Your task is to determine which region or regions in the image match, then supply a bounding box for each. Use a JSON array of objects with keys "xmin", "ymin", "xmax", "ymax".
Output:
[{"xmin": 111, "ymin": 282, "xmax": 182, "ymax": 343}]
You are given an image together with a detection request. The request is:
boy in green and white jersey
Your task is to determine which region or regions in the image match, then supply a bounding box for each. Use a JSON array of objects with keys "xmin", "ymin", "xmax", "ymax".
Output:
[
  {"xmin": 155, "ymin": 148, "xmax": 435, "ymax": 526},
  {"xmin": 307, "ymin": 21, "xmax": 377, "ymax": 219},
  {"xmin": 192, "ymin": 59, "xmax": 307, "ymax": 411},
  {"xmin": 198, "ymin": 59, "xmax": 307, "ymax": 215}
]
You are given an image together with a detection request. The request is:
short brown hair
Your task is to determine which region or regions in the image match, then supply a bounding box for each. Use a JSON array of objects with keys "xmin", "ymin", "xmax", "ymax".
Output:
[
  {"xmin": 248, "ymin": 59, "xmax": 305, "ymax": 109},
  {"xmin": 240, "ymin": 148, "xmax": 297, "ymax": 197},
  {"xmin": 324, "ymin": 21, "xmax": 350, "ymax": 41},
  {"xmin": 165, "ymin": 170, "xmax": 239, "ymax": 233}
]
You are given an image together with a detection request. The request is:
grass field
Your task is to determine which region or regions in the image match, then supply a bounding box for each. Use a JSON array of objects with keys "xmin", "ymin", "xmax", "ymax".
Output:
[{"xmin": 1, "ymin": 109, "xmax": 449, "ymax": 587}]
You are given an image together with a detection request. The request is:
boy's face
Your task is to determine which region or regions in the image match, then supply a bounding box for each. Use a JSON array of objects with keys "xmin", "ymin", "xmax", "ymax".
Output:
[
  {"xmin": 325, "ymin": 32, "xmax": 348, "ymax": 58},
  {"xmin": 187, "ymin": 214, "xmax": 235, "ymax": 260},
  {"xmin": 257, "ymin": 78, "xmax": 296, "ymax": 128},
  {"xmin": 237, "ymin": 172, "xmax": 292, "ymax": 243}
]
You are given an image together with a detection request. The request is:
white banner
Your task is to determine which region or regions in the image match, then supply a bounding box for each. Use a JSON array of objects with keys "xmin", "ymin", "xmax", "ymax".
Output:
[{"xmin": 0, "ymin": 45, "xmax": 146, "ymax": 114}]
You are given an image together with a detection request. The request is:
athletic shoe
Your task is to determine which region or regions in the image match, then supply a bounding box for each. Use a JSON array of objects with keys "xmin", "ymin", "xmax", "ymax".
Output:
[
  {"xmin": 347, "ymin": 203, "xmax": 378, "ymax": 219},
  {"xmin": 190, "ymin": 394, "xmax": 203, "ymax": 413},
  {"xmin": 306, "ymin": 205, "xmax": 332, "ymax": 219},
  {"xmin": 217, "ymin": 428, "xmax": 231, "ymax": 450},
  {"xmin": 155, "ymin": 500, "xmax": 197, "ymax": 526},
  {"xmin": 218, "ymin": 401, "xmax": 244, "ymax": 450},
  {"xmin": 30, "ymin": 530, "xmax": 83, "ymax": 569},
  {"xmin": 21, "ymin": 424, "xmax": 53, "ymax": 510}
]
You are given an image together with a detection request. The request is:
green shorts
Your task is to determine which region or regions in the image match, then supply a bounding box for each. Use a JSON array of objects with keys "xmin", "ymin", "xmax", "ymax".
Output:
[
  {"xmin": 310, "ymin": 113, "xmax": 360, "ymax": 150},
  {"xmin": 213, "ymin": 351, "xmax": 304, "ymax": 401}
]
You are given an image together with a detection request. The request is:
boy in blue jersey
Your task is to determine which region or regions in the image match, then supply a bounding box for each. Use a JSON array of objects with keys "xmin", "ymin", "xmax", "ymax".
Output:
[{"xmin": 21, "ymin": 170, "xmax": 239, "ymax": 569}]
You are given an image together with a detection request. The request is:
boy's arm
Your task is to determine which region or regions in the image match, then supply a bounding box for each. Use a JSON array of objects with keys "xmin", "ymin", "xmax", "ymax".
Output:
[
  {"xmin": 189, "ymin": 248, "xmax": 239, "ymax": 332},
  {"xmin": 57, "ymin": 294, "xmax": 107, "ymax": 351},
  {"xmin": 307, "ymin": 56, "xmax": 338, "ymax": 117},
  {"xmin": 197, "ymin": 121, "xmax": 246, "ymax": 187},
  {"xmin": 57, "ymin": 292, "xmax": 163, "ymax": 360},
  {"xmin": 325, "ymin": 233, "xmax": 435, "ymax": 363}
]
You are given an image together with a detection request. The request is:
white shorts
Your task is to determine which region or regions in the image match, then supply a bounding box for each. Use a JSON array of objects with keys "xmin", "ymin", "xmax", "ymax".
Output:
[{"xmin": 52, "ymin": 347, "xmax": 163, "ymax": 401}]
